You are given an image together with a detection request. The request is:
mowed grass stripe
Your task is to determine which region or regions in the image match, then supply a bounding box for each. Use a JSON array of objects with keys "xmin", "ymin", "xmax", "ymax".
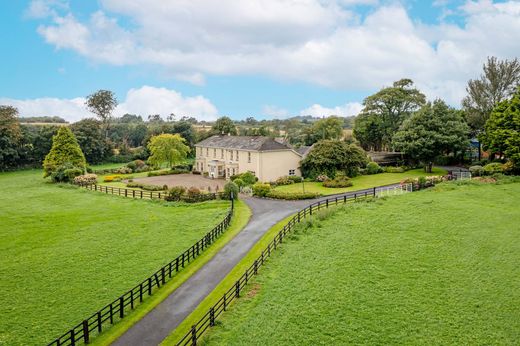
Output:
[
  {"xmin": 0, "ymin": 169, "xmax": 229, "ymax": 346},
  {"xmin": 202, "ymin": 181, "xmax": 520, "ymax": 345}
]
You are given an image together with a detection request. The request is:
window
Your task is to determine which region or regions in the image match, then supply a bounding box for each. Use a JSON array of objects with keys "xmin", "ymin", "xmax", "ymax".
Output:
[
  {"xmin": 236, "ymin": 150, "xmax": 239, "ymax": 160},
  {"xmin": 289, "ymin": 169, "xmax": 295, "ymax": 176},
  {"xmin": 248, "ymin": 152, "xmax": 251, "ymax": 163},
  {"xmin": 230, "ymin": 150, "xmax": 233, "ymax": 161},
  {"xmin": 206, "ymin": 148, "xmax": 209, "ymax": 156},
  {"xmin": 221, "ymin": 149, "xmax": 224, "ymax": 159},
  {"xmin": 213, "ymin": 148, "xmax": 216, "ymax": 158}
]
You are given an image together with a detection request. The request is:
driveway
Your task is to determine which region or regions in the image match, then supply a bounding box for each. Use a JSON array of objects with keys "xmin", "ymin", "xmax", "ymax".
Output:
[{"xmin": 133, "ymin": 174, "xmax": 226, "ymax": 192}]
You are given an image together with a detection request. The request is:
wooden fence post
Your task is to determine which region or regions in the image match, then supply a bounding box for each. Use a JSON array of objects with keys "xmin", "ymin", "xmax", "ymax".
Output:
[
  {"xmin": 70, "ymin": 329, "xmax": 75, "ymax": 346},
  {"xmin": 119, "ymin": 297, "xmax": 124, "ymax": 318},
  {"xmin": 235, "ymin": 280, "xmax": 240, "ymax": 298},
  {"xmin": 83, "ymin": 320, "xmax": 89, "ymax": 343},
  {"xmin": 209, "ymin": 307, "xmax": 215, "ymax": 326},
  {"xmin": 191, "ymin": 325, "xmax": 197, "ymax": 346}
]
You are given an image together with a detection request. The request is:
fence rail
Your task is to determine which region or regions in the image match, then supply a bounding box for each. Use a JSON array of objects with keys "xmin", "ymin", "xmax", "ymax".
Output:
[
  {"xmin": 47, "ymin": 207, "xmax": 233, "ymax": 346},
  {"xmin": 80, "ymin": 184, "xmax": 226, "ymax": 201}
]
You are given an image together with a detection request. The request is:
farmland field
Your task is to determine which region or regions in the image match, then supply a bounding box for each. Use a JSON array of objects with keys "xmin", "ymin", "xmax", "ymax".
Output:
[
  {"xmin": 203, "ymin": 180, "xmax": 520, "ymax": 345},
  {"xmin": 0, "ymin": 169, "xmax": 230, "ymax": 345}
]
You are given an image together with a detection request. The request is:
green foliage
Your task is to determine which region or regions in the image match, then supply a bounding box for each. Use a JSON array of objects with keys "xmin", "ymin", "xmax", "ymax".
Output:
[
  {"xmin": 231, "ymin": 171, "xmax": 257, "ymax": 186},
  {"xmin": 85, "ymin": 90, "xmax": 118, "ymax": 138},
  {"xmin": 365, "ymin": 162, "xmax": 383, "ymax": 174},
  {"xmin": 354, "ymin": 79, "xmax": 426, "ymax": 150},
  {"xmin": 252, "ymin": 182, "xmax": 272, "ymax": 197},
  {"xmin": 147, "ymin": 133, "xmax": 190, "ymax": 168},
  {"xmin": 165, "ymin": 186, "xmax": 186, "ymax": 201},
  {"xmin": 384, "ymin": 166, "xmax": 405, "ymax": 173},
  {"xmin": 0, "ymin": 105, "xmax": 22, "ymax": 170},
  {"xmin": 70, "ymin": 118, "xmax": 111, "ymax": 164},
  {"xmin": 43, "ymin": 127, "xmax": 86, "ymax": 178},
  {"xmin": 287, "ymin": 175, "xmax": 302, "ymax": 183},
  {"xmin": 49, "ymin": 163, "xmax": 84, "ymax": 183},
  {"xmin": 265, "ymin": 190, "xmax": 321, "ymax": 200},
  {"xmin": 274, "ymin": 176, "xmax": 294, "ymax": 186},
  {"xmin": 211, "ymin": 116, "xmax": 237, "ymax": 135},
  {"xmin": 309, "ymin": 116, "xmax": 343, "ymax": 142},
  {"xmin": 322, "ymin": 174, "xmax": 353, "ymax": 188},
  {"xmin": 483, "ymin": 162, "xmax": 504, "ymax": 175},
  {"xmin": 224, "ymin": 182, "xmax": 239, "ymax": 200},
  {"xmin": 126, "ymin": 182, "xmax": 166, "ymax": 191},
  {"xmin": 480, "ymin": 87, "xmax": 520, "ymax": 169},
  {"xmin": 393, "ymin": 100, "xmax": 469, "ymax": 173},
  {"xmin": 469, "ymin": 165, "xmax": 484, "ymax": 176},
  {"xmin": 73, "ymin": 174, "xmax": 98, "ymax": 185},
  {"xmin": 300, "ymin": 140, "xmax": 368, "ymax": 178},
  {"xmin": 233, "ymin": 178, "xmax": 244, "ymax": 188}
]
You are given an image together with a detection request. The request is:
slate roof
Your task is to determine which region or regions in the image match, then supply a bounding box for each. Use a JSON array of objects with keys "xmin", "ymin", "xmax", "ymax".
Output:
[{"xmin": 196, "ymin": 135, "xmax": 295, "ymax": 152}]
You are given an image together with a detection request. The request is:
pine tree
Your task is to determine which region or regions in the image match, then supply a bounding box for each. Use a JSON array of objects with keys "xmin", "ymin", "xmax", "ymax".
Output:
[{"xmin": 43, "ymin": 127, "xmax": 86, "ymax": 178}]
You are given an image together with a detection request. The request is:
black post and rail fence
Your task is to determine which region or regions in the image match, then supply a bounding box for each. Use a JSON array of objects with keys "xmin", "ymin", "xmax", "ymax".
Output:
[{"xmin": 47, "ymin": 203, "xmax": 234, "ymax": 346}]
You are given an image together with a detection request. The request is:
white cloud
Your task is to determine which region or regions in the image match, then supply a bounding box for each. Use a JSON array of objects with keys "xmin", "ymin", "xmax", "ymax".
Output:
[
  {"xmin": 299, "ymin": 102, "xmax": 363, "ymax": 117},
  {"xmin": 262, "ymin": 105, "xmax": 289, "ymax": 118},
  {"xmin": 30, "ymin": 0, "xmax": 520, "ymax": 105},
  {"xmin": 0, "ymin": 86, "xmax": 218, "ymax": 122}
]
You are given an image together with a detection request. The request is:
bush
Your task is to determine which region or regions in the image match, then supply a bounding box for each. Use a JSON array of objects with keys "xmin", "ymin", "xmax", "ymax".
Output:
[
  {"xmin": 241, "ymin": 186, "xmax": 253, "ymax": 195},
  {"xmin": 315, "ymin": 174, "xmax": 329, "ymax": 182},
  {"xmin": 322, "ymin": 174, "xmax": 353, "ymax": 188},
  {"xmin": 86, "ymin": 166, "xmax": 93, "ymax": 173},
  {"xmin": 287, "ymin": 175, "xmax": 302, "ymax": 183},
  {"xmin": 186, "ymin": 187, "xmax": 201, "ymax": 198},
  {"xmin": 233, "ymin": 178, "xmax": 245, "ymax": 188},
  {"xmin": 134, "ymin": 165, "xmax": 152, "ymax": 173},
  {"xmin": 252, "ymin": 183, "xmax": 271, "ymax": 197},
  {"xmin": 148, "ymin": 168, "xmax": 191, "ymax": 177},
  {"xmin": 385, "ymin": 166, "xmax": 405, "ymax": 173},
  {"xmin": 126, "ymin": 182, "xmax": 165, "ymax": 191},
  {"xmin": 483, "ymin": 163, "xmax": 504, "ymax": 175},
  {"xmin": 73, "ymin": 174, "xmax": 98, "ymax": 185},
  {"xmin": 224, "ymin": 182, "xmax": 239, "ymax": 200},
  {"xmin": 50, "ymin": 163, "xmax": 84, "ymax": 183},
  {"xmin": 469, "ymin": 165, "xmax": 484, "ymax": 177},
  {"xmin": 114, "ymin": 167, "xmax": 133, "ymax": 174},
  {"xmin": 274, "ymin": 176, "xmax": 294, "ymax": 186},
  {"xmin": 502, "ymin": 161, "xmax": 516, "ymax": 175},
  {"xmin": 43, "ymin": 127, "xmax": 86, "ymax": 178},
  {"xmin": 266, "ymin": 190, "xmax": 321, "ymax": 200},
  {"xmin": 103, "ymin": 175, "xmax": 122, "ymax": 183},
  {"xmin": 366, "ymin": 162, "xmax": 382, "ymax": 174},
  {"xmin": 231, "ymin": 171, "xmax": 258, "ymax": 185},
  {"xmin": 165, "ymin": 186, "xmax": 186, "ymax": 201}
]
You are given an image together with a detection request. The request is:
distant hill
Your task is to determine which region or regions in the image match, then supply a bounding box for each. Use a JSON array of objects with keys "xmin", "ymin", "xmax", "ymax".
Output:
[{"xmin": 20, "ymin": 116, "xmax": 68, "ymax": 124}]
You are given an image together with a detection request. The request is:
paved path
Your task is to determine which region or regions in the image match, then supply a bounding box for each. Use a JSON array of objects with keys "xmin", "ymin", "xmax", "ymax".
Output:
[{"xmin": 112, "ymin": 185, "xmax": 402, "ymax": 346}]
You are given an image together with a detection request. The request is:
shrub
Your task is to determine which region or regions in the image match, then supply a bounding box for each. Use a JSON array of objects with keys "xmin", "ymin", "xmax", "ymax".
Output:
[
  {"xmin": 50, "ymin": 163, "xmax": 84, "ymax": 183},
  {"xmin": 275, "ymin": 176, "xmax": 294, "ymax": 186},
  {"xmin": 252, "ymin": 182, "xmax": 271, "ymax": 197},
  {"xmin": 366, "ymin": 162, "xmax": 382, "ymax": 174},
  {"xmin": 315, "ymin": 174, "xmax": 329, "ymax": 182},
  {"xmin": 231, "ymin": 171, "xmax": 258, "ymax": 185},
  {"xmin": 322, "ymin": 175, "xmax": 353, "ymax": 188},
  {"xmin": 287, "ymin": 175, "xmax": 302, "ymax": 183},
  {"xmin": 469, "ymin": 165, "xmax": 484, "ymax": 177},
  {"xmin": 502, "ymin": 161, "xmax": 516, "ymax": 175},
  {"xmin": 103, "ymin": 175, "xmax": 122, "ymax": 183},
  {"xmin": 165, "ymin": 186, "xmax": 186, "ymax": 201},
  {"xmin": 86, "ymin": 166, "xmax": 93, "ymax": 173},
  {"xmin": 241, "ymin": 186, "xmax": 253, "ymax": 195},
  {"xmin": 126, "ymin": 182, "xmax": 165, "ymax": 191},
  {"xmin": 233, "ymin": 178, "xmax": 245, "ymax": 188},
  {"xmin": 266, "ymin": 190, "xmax": 321, "ymax": 200},
  {"xmin": 385, "ymin": 166, "xmax": 405, "ymax": 173},
  {"xmin": 186, "ymin": 187, "xmax": 201, "ymax": 198},
  {"xmin": 73, "ymin": 174, "xmax": 98, "ymax": 185},
  {"xmin": 224, "ymin": 182, "xmax": 239, "ymax": 200},
  {"xmin": 134, "ymin": 165, "xmax": 152, "ymax": 173},
  {"xmin": 43, "ymin": 127, "xmax": 86, "ymax": 178},
  {"xmin": 114, "ymin": 167, "xmax": 133, "ymax": 174},
  {"xmin": 483, "ymin": 163, "xmax": 504, "ymax": 175}
]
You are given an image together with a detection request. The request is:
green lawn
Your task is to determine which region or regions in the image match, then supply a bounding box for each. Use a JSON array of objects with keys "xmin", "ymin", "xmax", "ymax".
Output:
[
  {"xmin": 0, "ymin": 169, "xmax": 230, "ymax": 346},
  {"xmin": 274, "ymin": 167, "xmax": 447, "ymax": 195},
  {"xmin": 202, "ymin": 180, "xmax": 520, "ymax": 345}
]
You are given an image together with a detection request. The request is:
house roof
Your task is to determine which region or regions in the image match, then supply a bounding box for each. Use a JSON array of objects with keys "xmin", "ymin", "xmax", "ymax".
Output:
[
  {"xmin": 195, "ymin": 135, "xmax": 293, "ymax": 151},
  {"xmin": 296, "ymin": 145, "xmax": 312, "ymax": 157}
]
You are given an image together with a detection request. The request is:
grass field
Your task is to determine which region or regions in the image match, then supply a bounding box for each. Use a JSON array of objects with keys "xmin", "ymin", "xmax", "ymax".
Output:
[
  {"xmin": 274, "ymin": 168, "xmax": 447, "ymax": 195},
  {"xmin": 0, "ymin": 169, "xmax": 230, "ymax": 345},
  {"xmin": 202, "ymin": 180, "xmax": 520, "ymax": 345}
]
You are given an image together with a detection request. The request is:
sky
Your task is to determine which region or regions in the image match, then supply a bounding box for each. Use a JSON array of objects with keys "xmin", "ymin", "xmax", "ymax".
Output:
[{"xmin": 1, "ymin": 0, "xmax": 519, "ymax": 122}]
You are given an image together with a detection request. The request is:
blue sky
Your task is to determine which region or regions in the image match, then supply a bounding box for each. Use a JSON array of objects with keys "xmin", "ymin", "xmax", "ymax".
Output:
[{"xmin": 1, "ymin": 0, "xmax": 519, "ymax": 121}]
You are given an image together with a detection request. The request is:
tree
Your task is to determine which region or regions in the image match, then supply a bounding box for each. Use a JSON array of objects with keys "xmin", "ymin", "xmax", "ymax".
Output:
[
  {"xmin": 0, "ymin": 105, "xmax": 22, "ymax": 170},
  {"xmin": 147, "ymin": 133, "xmax": 190, "ymax": 168},
  {"xmin": 43, "ymin": 127, "xmax": 86, "ymax": 177},
  {"xmin": 463, "ymin": 57, "xmax": 520, "ymax": 133},
  {"xmin": 480, "ymin": 87, "xmax": 520, "ymax": 168},
  {"xmin": 19, "ymin": 124, "xmax": 58, "ymax": 165},
  {"xmin": 211, "ymin": 116, "xmax": 237, "ymax": 135},
  {"xmin": 71, "ymin": 118, "xmax": 111, "ymax": 164},
  {"xmin": 85, "ymin": 90, "xmax": 118, "ymax": 138},
  {"xmin": 353, "ymin": 113, "xmax": 384, "ymax": 151},
  {"xmin": 354, "ymin": 79, "xmax": 426, "ymax": 150},
  {"xmin": 393, "ymin": 100, "xmax": 469, "ymax": 173},
  {"xmin": 300, "ymin": 140, "xmax": 368, "ymax": 178},
  {"xmin": 311, "ymin": 116, "xmax": 343, "ymax": 141}
]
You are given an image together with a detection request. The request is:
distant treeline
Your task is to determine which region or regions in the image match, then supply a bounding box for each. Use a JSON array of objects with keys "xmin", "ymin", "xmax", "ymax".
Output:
[{"xmin": 20, "ymin": 116, "xmax": 67, "ymax": 123}]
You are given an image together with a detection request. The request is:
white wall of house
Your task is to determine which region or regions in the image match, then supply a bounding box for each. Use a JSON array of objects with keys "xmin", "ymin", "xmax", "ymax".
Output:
[{"xmin": 258, "ymin": 150, "xmax": 301, "ymax": 182}]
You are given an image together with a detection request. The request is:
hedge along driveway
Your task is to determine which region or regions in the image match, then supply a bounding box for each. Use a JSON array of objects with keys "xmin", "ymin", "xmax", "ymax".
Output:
[{"xmin": 0, "ymin": 169, "xmax": 230, "ymax": 346}]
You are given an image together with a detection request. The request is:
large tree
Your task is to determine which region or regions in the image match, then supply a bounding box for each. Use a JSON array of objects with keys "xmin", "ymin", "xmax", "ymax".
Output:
[
  {"xmin": 0, "ymin": 105, "xmax": 22, "ymax": 170},
  {"xmin": 463, "ymin": 56, "xmax": 520, "ymax": 134},
  {"xmin": 85, "ymin": 90, "xmax": 118, "ymax": 138},
  {"xmin": 147, "ymin": 133, "xmax": 190, "ymax": 168},
  {"xmin": 354, "ymin": 79, "xmax": 426, "ymax": 151},
  {"xmin": 71, "ymin": 118, "xmax": 111, "ymax": 164},
  {"xmin": 211, "ymin": 116, "xmax": 237, "ymax": 135},
  {"xmin": 480, "ymin": 87, "xmax": 520, "ymax": 169},
  {"xmin": 43, "ymin": 127, "xmax": 86, "ymax": 177},
  {"xmin": 300, "ymin": 140, "xmax": 368, "ymax": 178},
  {"xmin": 393, "ymin": 100, "xmax": 469, "ymax": 173},
  {"xmin": 311, "ymin": 116, "xmax": 343, "ymax": 141}
]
